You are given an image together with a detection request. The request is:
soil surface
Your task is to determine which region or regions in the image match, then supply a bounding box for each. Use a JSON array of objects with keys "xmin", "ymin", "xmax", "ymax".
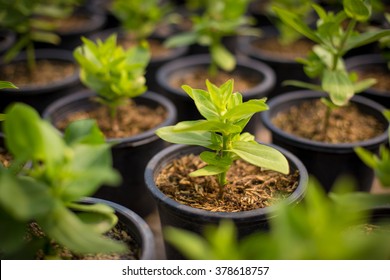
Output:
[
  {"xmin": 169, "ymin": 67, "xmax": 261, "ymax": 93},
  {"xmin": 0, "ymin": 149, "xmax": 11, "ymax": 167},
  {"xmin": 272, "ymin": 99, "xmax": 385, "ymax": 143},
  {"xmin": 156, "ymin": 154, "xmax": 299, "ymax": 212},
  {"xmin": 54, "ymin": 14, "xmax": 92, "ymax": 33},
  {"xmin": 30, "ymin": 221, "xmax": 140, "ymax": 260},
  {"xmin": 252, "ymin": 37, "xmax": 314, "ymax": 61},
  {"xmin": 118, "ymin": 34, "xmax": 174, "ymax": 59},
  {"xmin": 0, "ymin": 60, "xmax": 77, "ymax": 88},
  {"xmin": 55, "ymin": 99, "xmax": 167, "ymax": 139},
  {"xmin": 356, "ymin": 66, "xmax": 390, "ymax": 94}
]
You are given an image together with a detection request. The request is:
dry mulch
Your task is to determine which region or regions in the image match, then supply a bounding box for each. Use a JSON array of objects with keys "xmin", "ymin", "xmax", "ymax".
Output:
[
  {"xmin": 252, "ymin": 37, "xmax": 314, "ymax": 61},
  {"xmin": 169, "ymin": 68, "xmax": 261, "ymax": 93},
  {"xmin": 356, "ymin": 66, "xmax": 390, "ymax": 94},
  {"xmin": 272, "ymin": 99, "xmax": 385, "ymax": 143},
  {"xmin": 0, "ymin": 60, "xmax": 77, "ymax": 88},
  {"xmin": 55, "ymin": 100, "xmax": 167, "ymax": 139},
  {"xmin": 156, "ymin": 154, "xmax": 299, "ymax": 212},
  {"xmin": 29, "ymin": 221, "xmax": 140, "ymax": 260}
]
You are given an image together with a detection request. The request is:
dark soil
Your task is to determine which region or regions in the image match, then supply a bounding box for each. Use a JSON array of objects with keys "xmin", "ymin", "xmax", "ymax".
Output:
[
  {"xmin": 55, "ymin": 99, "xmax": 167, "ymax": 139},
  {"xmin": 168, "ymin": 67, "xmax": 261, "ymax": 93},
  {"xmin": 356, "ymin": 66, "xmax": 390, "ymax": 94},
  {"xmin": 0, "ymin": 60, "xmax": 77, "ymax": 88},
  {"xmin": 272, "ymin": 99, "xmax": 385, "ymax": 143},
  {"xmin": 156, "ymin": 154, "xmax": 299, "ymax": 212},
  {"xmin": 30, "ymin": 221, "xmax": 140, "ymax": 260},
  {"xmin": 252, "ymin": 37, "xmax": 314, "ymax": 61},
  {"xmin": 0, "ymin": 149, "xmax": 11, "ymax": 167}
]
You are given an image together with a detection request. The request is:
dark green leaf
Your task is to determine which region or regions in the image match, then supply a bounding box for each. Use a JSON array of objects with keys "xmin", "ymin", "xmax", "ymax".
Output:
[
  {"xmin": 156, "ymin": 126, "xmax": 213, "ymax": 148},
  {"xmin": 64, "ymin": 119, "xmax": 106, "ymax": 145},
  {"xmin": 343, "ymin": 0, "xmax": 371, "ymax": 21}
]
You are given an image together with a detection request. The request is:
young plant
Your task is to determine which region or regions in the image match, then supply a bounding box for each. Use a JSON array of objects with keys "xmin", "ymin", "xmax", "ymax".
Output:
[
  {"xmin": 164, "ymin": 178, "xmax": 390, "ymax": 260},
  {"xmin": 165, "ymin": 0, "xmax": 260, "ymax": 76},
  {"xmin": 0, "ymin": 0, "xmax": 62, "ymax": 72},
  {"xmin": 110, "ymin": 0, "xmax": 172, "ymax": 41},
  {"xmin": 156, "ymin": 79, "xmax": 289, "ymax": 193},
  {"xmin": 272, "ymin": 0, "xmax": 390, "ymax": 134},
  {"xmin": 355, "ymin": 110, "xmax": 390, "ymax": 187},
  {"xmin": 73, "ymin": 34, "xmax": 150, "ymax": 121},
  {"xmin": 0, "ymin": 103, "xmax": 126, "ymax": 259}
]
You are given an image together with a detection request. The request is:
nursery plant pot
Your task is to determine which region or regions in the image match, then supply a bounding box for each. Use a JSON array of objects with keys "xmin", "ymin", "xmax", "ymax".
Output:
[
  {"xmin": 156, "ymin": 54, "xmax": 276, "ymax": 135},
  {"xmin": 237, "ymin": 26, "xmax": 313, "ymax": 99},
  {"xmin": 144, "ymin": 144, "xmax": 308, "ymax": 259},
  {"xmin": 89, "ymin": 27, "xmax": 188, "ymax": 93},
  {"xmin": 261, "ymin": 90, "xmax": 389, "ymax": 192},
  {"xmin": 0, "ymin": 49, "xmax": 81, "ymax": 114},
  {"xmin": 43, "ymin": 89, "xmax": 177, "ymax": 218},
  {"xmin": 346, "ymin": 54, "xmax": 390, "ymax": 107},
  {"xmin": 81, "ymin": 197, "xmax": 155, "ymax": 260}
]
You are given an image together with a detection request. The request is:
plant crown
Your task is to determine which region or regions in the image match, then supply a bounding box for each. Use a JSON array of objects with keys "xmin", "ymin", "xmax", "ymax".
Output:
[{"xmin": 156, "ymin": 79, "xmax": 289, "ymax": 188}]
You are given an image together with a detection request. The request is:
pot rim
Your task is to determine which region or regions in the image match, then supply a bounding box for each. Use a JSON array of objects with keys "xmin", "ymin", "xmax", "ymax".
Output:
[
  {"xmin": 42, "ymin": 89, "xmax": 177, "ymax": 147},
  {"xmin": 155, "ymin": 54, "xmax": 276, "ymax": 98},
  {"xmin": 261, "ymin": 90, "xmax": 389, "ymax": 152},
  {"xmin": 81, "ymin": 197, "xmax": 155, "ymax": 260},
  {"xmin": 144, "ymin": 143, "xmax": 308, "ymax": 221}
]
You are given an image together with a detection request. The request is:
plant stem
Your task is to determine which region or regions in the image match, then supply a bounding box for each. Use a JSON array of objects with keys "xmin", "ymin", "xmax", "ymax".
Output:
[
  {"xmin": 332, "ymin": 18, "xmax": 356, "ymax": 71},
  {"xmin": 322, "ymin": 104, "xmax": 332, "ymax": 141}
]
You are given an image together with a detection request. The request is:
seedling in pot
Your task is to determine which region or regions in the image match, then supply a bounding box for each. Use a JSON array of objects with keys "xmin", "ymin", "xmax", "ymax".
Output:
[
  {"xmin": 73, "ymin": 34, "xmax": 150, "ymax": 125},
  {"xmin": 0, "ymin": 0, "xmax": 65, "ymax": 72},
  {"xmin": 110, "ymin": 0, "xmax": 173, "ymax": 42},
  {"xmin": 164, "ymin": 0, "xmax": 260, "ymax": 76},
  {"xmin": 0, "ymin": 103, "xmax": 126, "ymax": 259},
  {"xmin": 156, "ymin": 79, "xmax": 289, "ymax": 195},
  {"xmin": 273, "ymin": 0, "xmax": 390, "ymax": 136}
]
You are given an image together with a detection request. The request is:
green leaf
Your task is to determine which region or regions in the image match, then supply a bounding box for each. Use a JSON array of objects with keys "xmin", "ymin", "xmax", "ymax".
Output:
[
  {"xmin": 0, "ymin": 209, "xmax": 28, "ymax": 254},
  {"xmin": 211, "ymin": 44, "xmax": 235, "ymax": 72},
  {"xmin": 156, "ymin": 126, "xmax": 213, "ymax": 148},
  {"xmin": 282, "ymin": 80, "xmax": 323, "ymax": 92},
  {"xmin": 355, "ymin": 147, "xmax": 376, "ymax": 168},
  {"xmin": 164, "ymin": 226, "xmax": 213, "ymax": 260},
  {"xmin": 39, "ymin": 203, "xmax": 127, "ymax": 254},
  {"xmin": 173, "ymin": 120, "xmax": 242, "ymax": 135},
  {"xmin": 345, "ymin": 30, "xmax": 390, "ymax": 52},
  {"xmin": 182, "ymin": 86, "xmax": 219, "ymax": 120},
  {"xmin": 272, "ymin": 6, "xmax": 321, "ymax": 43},
  {"xmin": 164, "ymin": 32, "xmax": 199, "ymax": 48},
  {"xmin": 64, "ymin": 119, "xmax": 106, "ymax": 145},
  {"xmin": 353, "ymin": 78, "xmax": 377, "ymax": 93},
  {"xmin": 0, "ymin": 81, "xmax": 17, "ymax": 90},
  {"xmin": 322, "ymin": 69, "xmax": 354, "ymax": 106},
  {"xmin": 343, "ymin": 0, "xmax": 371, "ymax": 22},
  {"xmin": 223, "ymin": 99, "xmax": 268, "ymax": 122},
  {"xmin": 0, "ymin": 170, "xmax": 54, "ymax": 221},
  {"xmin": 199, "ymin": 151, "xmax": 233, "ymax": 167},
  {"xmin": 231, "ymin": 141, "xmax": 289, "ymax": 174},
  {"xmin": 190, "ymin": 164, "xmax": 228, "ymax": 177}
]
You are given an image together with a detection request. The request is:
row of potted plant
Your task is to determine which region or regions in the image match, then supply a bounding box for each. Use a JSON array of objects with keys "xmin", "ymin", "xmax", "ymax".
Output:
[{"xmin": 0, "ymin": 0, "xmax": 389, "ymax": 260}]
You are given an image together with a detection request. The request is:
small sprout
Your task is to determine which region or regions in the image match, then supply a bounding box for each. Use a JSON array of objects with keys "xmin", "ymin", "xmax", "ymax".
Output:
[
  {"xmin": 73, "ymin": 34, "xmax": 150, "ymax": 121},
  {"xmin": 165, "ymin": 0, "xmax": 260, "ymax": 76},
  {"xmin": 156, "ymin": 79, "xmax": 289, "ymax": 193}
]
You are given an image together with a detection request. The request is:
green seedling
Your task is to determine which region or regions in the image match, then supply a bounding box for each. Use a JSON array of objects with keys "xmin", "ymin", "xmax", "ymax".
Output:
[
  {"xmin": 156, "ymin": 79, "xmax": 289, "ymax": 193},
  {"xmin": 165, "ymin": 0, "xmax": 259, "ymax": 76},
  {"xmin": 73, "ymin": 34, "xmax": 150, "ymax": 121},
  {"xmin": 0, "ymin": 103, "xmax": 126, "ymax": 259},
  {"xmin": 273, "ymin": 0, "xmax": 390, "ymax": 134},
  {"xmin": 110, "ymin": 0, "xmax": 172, "ymax": 41},
  {"xmin": 0, "ymin": 0, "xmax": 64, "ymax": 72}
]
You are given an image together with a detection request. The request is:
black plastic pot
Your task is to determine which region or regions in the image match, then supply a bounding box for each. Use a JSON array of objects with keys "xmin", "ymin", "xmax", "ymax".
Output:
[
  {"xmin": 43, "ymin": 90, "xmax": 177, "ymax": 217},
  {"xmin": 144, "ymin": 144, "xmax": 308, "ymax": 259},
  {"xmin": 81, "ymin": 197, "xmax": 155, "ymax": 259},
  {"xmin": 0, "ymin": 29, "xmax": 16, "ymax": 55},
  {"xmin": 237, "ymin": 26, "xmax": 313, "ymax": 99},
  {"xmin": 261, "ymin": 90, "xmax": 389, "ymax": 192},
  {"xmin": 156, "ymin": 54, "xmax": 276, "ymax": 135},
  {"xmin": 346, "ymin": 54, "xmax": 390, "ymax": 108},
  {"xmin": 89, "ymin": 27, "xmax": 188, "ymax": 93},
  {"xmin": 0, "ymin": 49, "xmax": 81, "ymax": 114}
]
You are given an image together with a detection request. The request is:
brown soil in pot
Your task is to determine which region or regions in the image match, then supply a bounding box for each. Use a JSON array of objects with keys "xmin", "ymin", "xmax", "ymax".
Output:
[
  {"xmin": 156, "ymin": 154, "xmax": 299, "ymax": 212},
  {"xmin": 0, "ymin": 149, "xmax": 12, "ymax": 167},
  {"xmin": 53, "ymin": 14, "xmax": 93, "ymax": 33},
  {"xmin": 0, "ymin": 60, "xmax": 77, "ymax": 88},
  {"xmin": 55, "ymin": 99, "xmax": 167, "ymax": 139},
  {"xmin": 252, "ymin": 37, "xmax": 314, "ymax": 61},
  {"xmin": 168, "ymin": 68, "xmax": 261, "ymax": 93},
  {"xmin": 29, "ymin": 221, "xmax": 140, "ymax": 260},
  {"xmin": 356, "ymin": 66, "xmax": 390, "ymax": 94},
  {"xmin": 272, "ymin": 99, "xmax": 385, "ymax": 143}
]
